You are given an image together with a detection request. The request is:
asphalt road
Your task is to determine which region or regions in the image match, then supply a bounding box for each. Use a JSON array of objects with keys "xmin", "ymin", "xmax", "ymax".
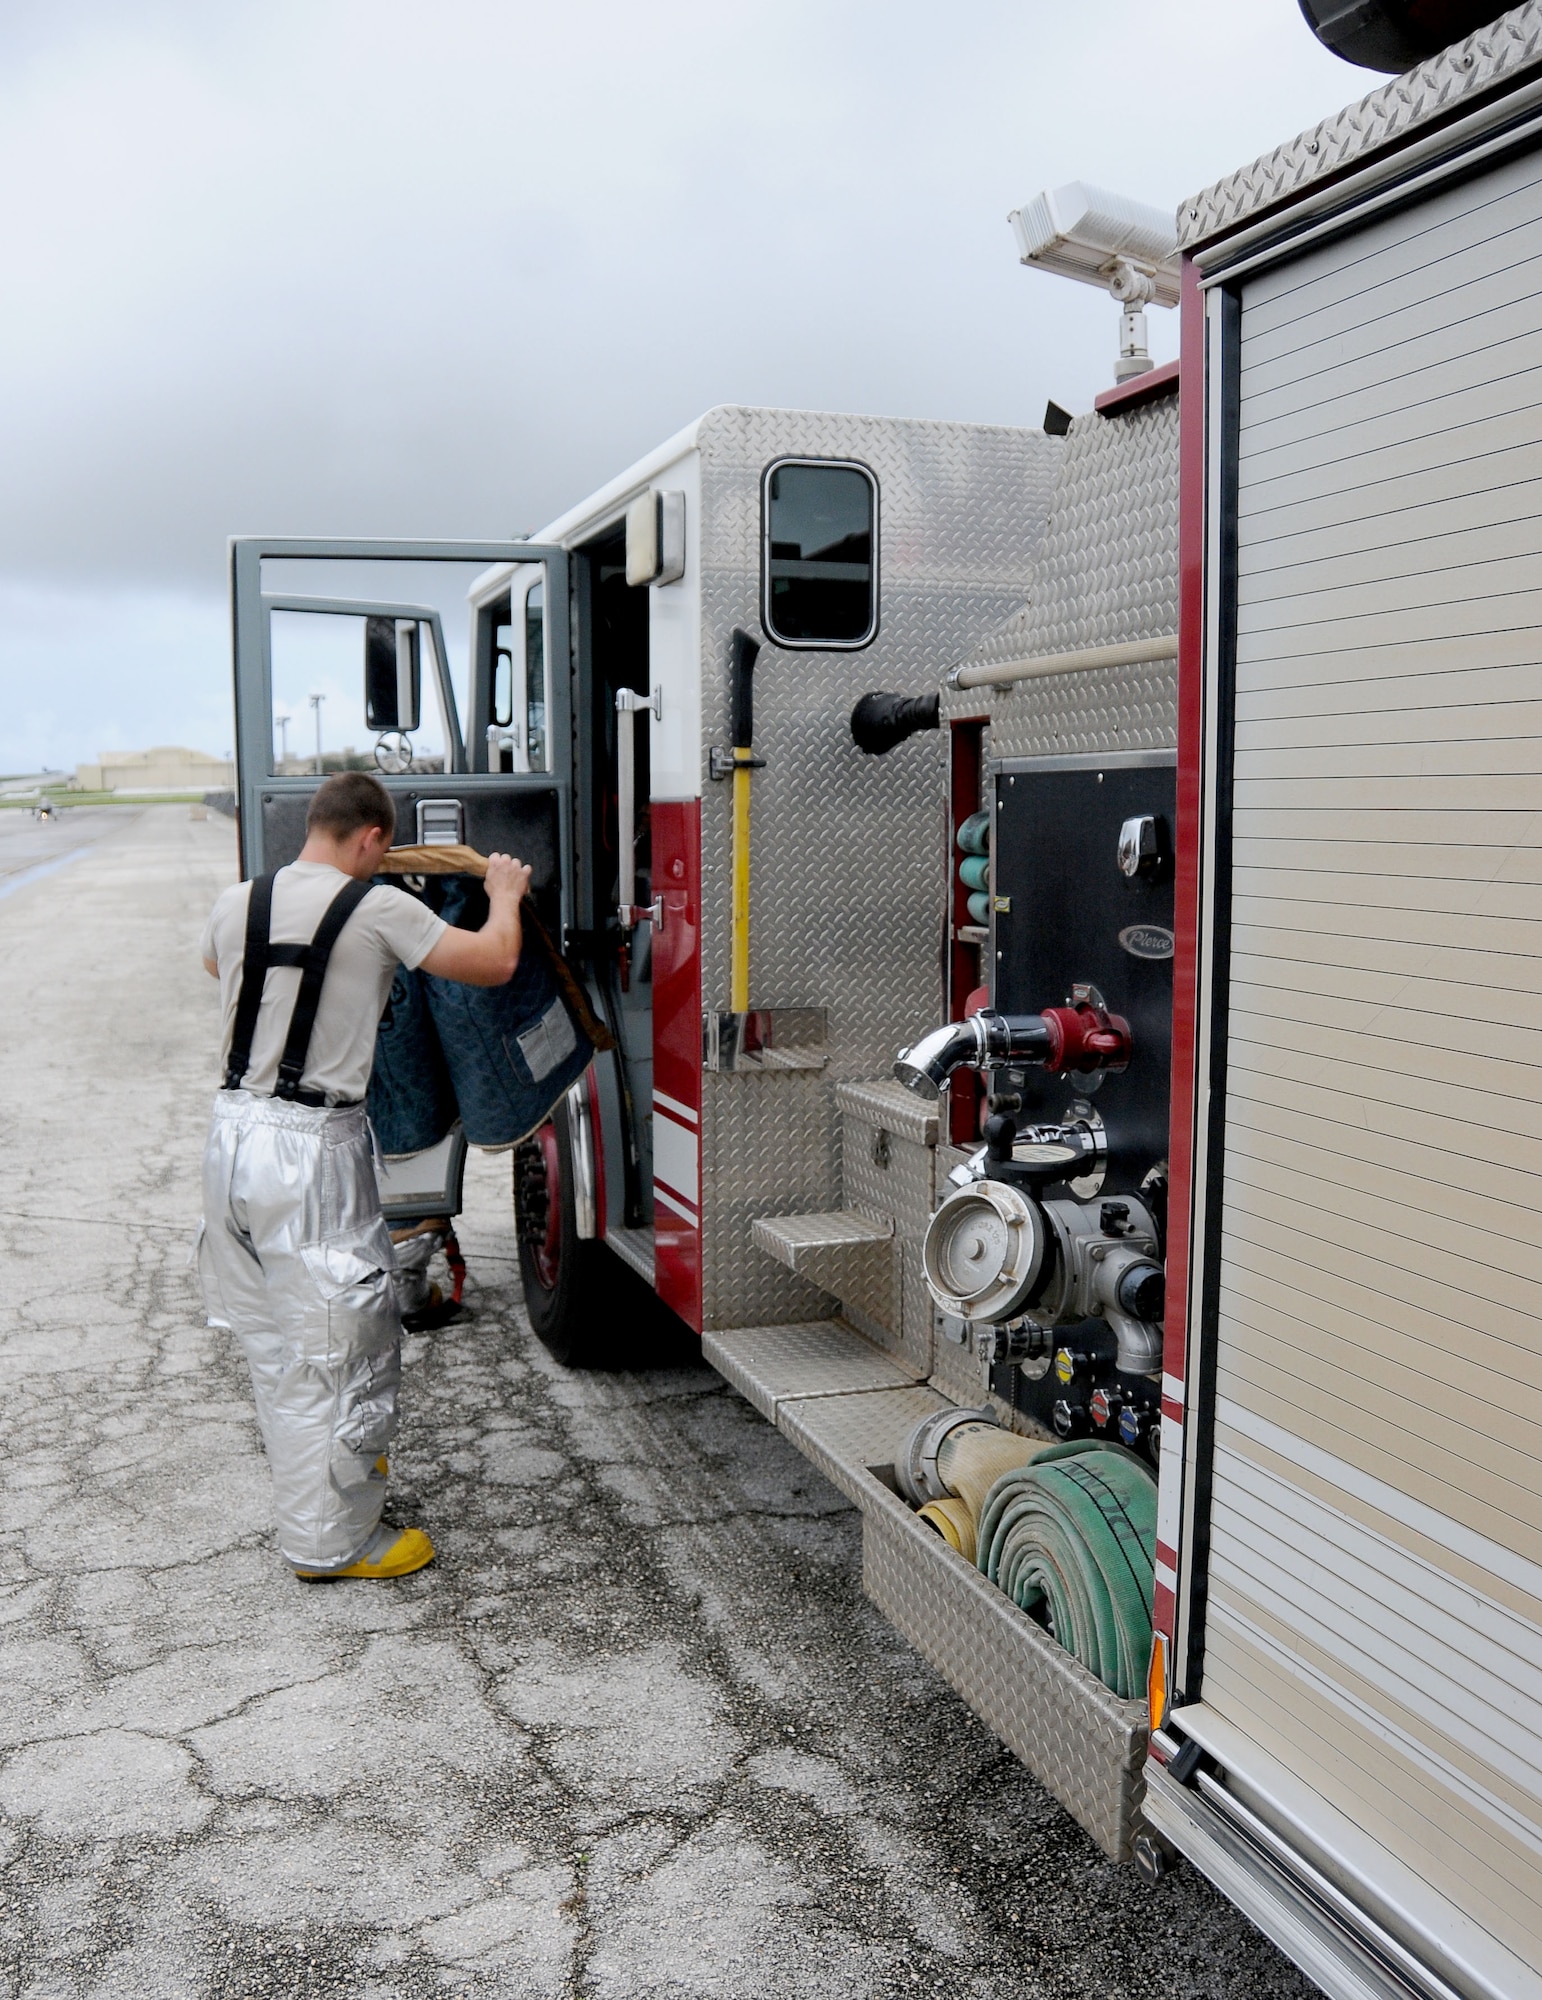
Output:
[
  {"xmin": 0, "ymin": 802, "xmax": 142, "ymax": 892},
  {"xmin": 0, "ymin": 804, "xmax": 1314, "ymax": 2000}
]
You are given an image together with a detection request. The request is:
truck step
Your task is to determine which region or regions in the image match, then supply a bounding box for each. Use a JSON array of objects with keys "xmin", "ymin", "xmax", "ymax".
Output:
[
  {"xmin": 701, "ymin": 1318, "xmax": 922, "ymax": 1423},
  {"xmin": 750, "ymin": 1209, "xmax": 895, "ymax": 1308}
]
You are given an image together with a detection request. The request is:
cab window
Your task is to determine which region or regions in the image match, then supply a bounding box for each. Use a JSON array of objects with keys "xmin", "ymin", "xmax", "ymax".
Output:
[{"xmin": 761, "ymin": 459, "xmax": 878, "ymax": 648}]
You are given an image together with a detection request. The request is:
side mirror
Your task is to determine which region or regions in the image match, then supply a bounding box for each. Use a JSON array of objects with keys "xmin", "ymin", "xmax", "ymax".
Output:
[{"xmin": 365, "ymin": 617, "xmax": 421, "ymax": 734}]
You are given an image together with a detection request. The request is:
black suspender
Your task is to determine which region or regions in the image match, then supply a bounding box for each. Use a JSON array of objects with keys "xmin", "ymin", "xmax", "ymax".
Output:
[
  {"xmin": 222, "ymin": 872, "xmax": 375, "ymax": 1103},
  {"xmin": 223, "ymin": 873, "xmax": 277, "ymax": 1094},
  {"xmin": 272, "ymin": 877, "xmax": 374, "ymax": 1100}
]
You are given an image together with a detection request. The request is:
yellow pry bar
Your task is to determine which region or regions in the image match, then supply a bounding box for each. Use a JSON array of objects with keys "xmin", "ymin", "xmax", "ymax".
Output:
[{"xmin": 730, "ymin": 747, "xmax": 754, "ymax": 1013}]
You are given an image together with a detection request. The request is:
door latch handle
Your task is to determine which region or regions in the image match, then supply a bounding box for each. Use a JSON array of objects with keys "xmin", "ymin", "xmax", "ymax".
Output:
[{"xmin": 618, "ymin": 895, "xmax": 665, "ymax": 930}]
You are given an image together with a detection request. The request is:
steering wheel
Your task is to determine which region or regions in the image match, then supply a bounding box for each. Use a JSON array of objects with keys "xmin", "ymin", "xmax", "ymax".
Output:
[{"xmin": 374, "ymin": 731, "xmax": 413, "ymax": 775}]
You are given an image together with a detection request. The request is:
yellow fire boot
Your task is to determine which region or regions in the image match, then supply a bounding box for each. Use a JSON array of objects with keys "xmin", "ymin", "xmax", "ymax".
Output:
[{"xmin": 294, "ymin": 1526, "xmax": 434, "ymax": 1582}]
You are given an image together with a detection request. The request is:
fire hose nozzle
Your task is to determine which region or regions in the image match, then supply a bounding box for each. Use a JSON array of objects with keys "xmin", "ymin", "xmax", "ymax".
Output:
[{"xmin": 894, "ymin": 1005, "xmax": 1132, "ymax": 1099}]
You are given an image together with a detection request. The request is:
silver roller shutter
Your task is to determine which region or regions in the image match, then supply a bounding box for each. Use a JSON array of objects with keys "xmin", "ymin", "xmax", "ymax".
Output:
[{"xmin": 1185, "ymin": 139, "xmax": 1542, "ymax": 2000}]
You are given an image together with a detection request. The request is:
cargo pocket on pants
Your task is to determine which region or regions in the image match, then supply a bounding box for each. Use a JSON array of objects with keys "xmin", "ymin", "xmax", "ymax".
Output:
[
  {"xmin": 299, "ymin": 1226, "xmax": 397, "ymax": 1299},
  {"xmin": 298, "ymin": 1225, "xmax": 402, "ymax": 1459},
  {"xmin": 299, "ymin": 1226, "xmax": 400, "ymax": 1342}
]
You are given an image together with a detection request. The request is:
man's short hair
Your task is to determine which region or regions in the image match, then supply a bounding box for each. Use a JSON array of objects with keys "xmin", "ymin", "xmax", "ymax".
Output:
[{"xmin": 305, "ymin": 772, "xmax": 396, "ymax": 842}]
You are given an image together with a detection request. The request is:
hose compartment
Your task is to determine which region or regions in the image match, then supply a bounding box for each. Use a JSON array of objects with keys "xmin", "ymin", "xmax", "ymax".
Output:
[{"xmin": 862, "ymin": 1471, "xmax": 1148, "ymax": 1860}]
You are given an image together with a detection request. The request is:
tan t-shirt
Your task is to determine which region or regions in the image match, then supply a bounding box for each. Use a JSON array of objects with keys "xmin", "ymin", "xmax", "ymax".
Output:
[{"xmin": 201, "ymin": 862, "xmax": 448, "ymax": 1104}]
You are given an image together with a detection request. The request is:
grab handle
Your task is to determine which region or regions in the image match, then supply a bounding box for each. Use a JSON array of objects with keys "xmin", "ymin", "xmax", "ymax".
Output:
[{"xmin": 615, "ymin": 685, "xmax": 663, "ymax": 928}]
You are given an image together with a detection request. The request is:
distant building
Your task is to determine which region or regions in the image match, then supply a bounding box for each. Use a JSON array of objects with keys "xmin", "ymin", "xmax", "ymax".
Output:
[{"xmin": 73, "ymin": 747, "xmax": 235, "ymax": 794}]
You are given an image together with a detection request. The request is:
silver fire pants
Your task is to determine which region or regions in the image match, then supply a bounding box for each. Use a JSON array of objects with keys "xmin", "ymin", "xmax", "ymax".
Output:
[{"xmin": 196, "ymin": 1091, "xmax": 402, "ymax": 1571}]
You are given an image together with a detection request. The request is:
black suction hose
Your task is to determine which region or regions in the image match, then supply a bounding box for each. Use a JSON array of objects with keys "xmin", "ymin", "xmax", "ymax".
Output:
[{"xmin": 849, "ymin": 691, "xmax": 940, "ymax": 756}]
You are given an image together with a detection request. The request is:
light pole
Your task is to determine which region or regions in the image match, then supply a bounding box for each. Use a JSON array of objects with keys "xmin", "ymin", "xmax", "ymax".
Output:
[
  {"xmin": 275, "ymin": 709, "xmax": 291, "ymax": 769},
  {"xmin": 309, "ymin": 692, "xmax": 325, "ymax": 774}
]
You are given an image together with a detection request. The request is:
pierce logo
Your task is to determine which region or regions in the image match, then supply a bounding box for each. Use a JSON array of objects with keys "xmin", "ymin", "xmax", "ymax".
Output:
[{"xmin": 1119, "ymin": 924, "xmax": 1174, "ymax": 960}]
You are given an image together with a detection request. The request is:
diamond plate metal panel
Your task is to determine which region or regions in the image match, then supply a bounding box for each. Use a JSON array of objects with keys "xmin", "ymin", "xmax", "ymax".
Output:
[
  {"xmin": 986, "ymin": 659, "xmax": 1177, "ymax": 763},
  {"xmin": 944, "ymin": 403, "xmax": 1179, "ymax": 763},
  {"xmin": 841, "ymin": 1098, "xmax": 936, "ymax": 1374},
  {"xmin": 701, "ymin": 1068, "xmax": 838, "ymax": 1329},
  {"xmin": 753, "ymin": 1211, "xmax": 894, "ymax": 1254},
  {"xmin": 776, "ymin": 1385, "xmax": 950, "ymax": 1508},
  {"xmin": 691, "ymin": 409, "xmax": 1062, "ymax": 1331},
  {"xmin": 862, "ymin": 1481, "xmax": 1148, "ymax": 1861},
  {"xmin": 842, "ymin": 1123, "xmax": 933, "ymax": 1254},
  {"xmin": 701, "ymin": 1319, "xmax": 923, "ymax": 1421},
  {"xmin": 928, "ymin": 1323, "xmax": 1005, "ymax": 1413},
  {"xmin": 1178, "ymin": 1, "xmax": 1542, "ymax": 251},
  {"xmin": 750, "ymin": 1210, "xmax": 897, "ymax": 1328},
  {"xmin": 835, "ymin": 1078, "xmax": 938, "ymax": 1148}
]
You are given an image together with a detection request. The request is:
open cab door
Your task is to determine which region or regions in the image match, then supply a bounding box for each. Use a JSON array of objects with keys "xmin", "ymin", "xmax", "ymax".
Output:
[{"xmin": 228, "ymin": 537, "xmax": 572, "ymax": 1222}]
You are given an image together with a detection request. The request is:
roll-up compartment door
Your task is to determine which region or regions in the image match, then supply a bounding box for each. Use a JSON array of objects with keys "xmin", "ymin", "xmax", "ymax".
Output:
[{"xmin": 1181, "ymin": 140, "xmax": 1542, "ymax": 2000}]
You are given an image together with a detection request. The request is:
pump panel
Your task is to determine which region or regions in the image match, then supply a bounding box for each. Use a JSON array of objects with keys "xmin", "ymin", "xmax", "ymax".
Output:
[{"xmin": 990, "ymin": 751, "xmax": 1176, "ymax": 1194}]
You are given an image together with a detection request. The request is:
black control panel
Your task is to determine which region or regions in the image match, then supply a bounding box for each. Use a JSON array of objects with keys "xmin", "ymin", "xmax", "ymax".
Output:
[
  {"xmin": 990, "ymin": 755, "xmax": 1176, "ymax": 1194},
  {"xmin": 988, "ymin": 753, "xmax": 1177, "ymax": 1435}
]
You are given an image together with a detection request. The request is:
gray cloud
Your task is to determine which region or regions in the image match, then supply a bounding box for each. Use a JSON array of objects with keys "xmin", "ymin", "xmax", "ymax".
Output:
[{"xmin": 0, "ymin": 0, "xmax": 1356, "ymax": 770}]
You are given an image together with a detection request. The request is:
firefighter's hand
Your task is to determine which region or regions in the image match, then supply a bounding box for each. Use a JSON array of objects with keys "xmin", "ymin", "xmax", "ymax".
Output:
[{"xmin": 484, "ymin": 853, "xmax": 531, "ymax": 905}]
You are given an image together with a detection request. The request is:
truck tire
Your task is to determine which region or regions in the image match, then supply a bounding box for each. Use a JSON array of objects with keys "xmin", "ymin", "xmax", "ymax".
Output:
[{"xmin": 513, "ymin": 1114, "xmax": 617, "ymax": 1367}]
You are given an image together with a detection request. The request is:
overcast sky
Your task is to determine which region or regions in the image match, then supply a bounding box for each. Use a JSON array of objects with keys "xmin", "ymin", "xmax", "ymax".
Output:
[{"xmin": 0, "ymin": 0, "xmax": 1364, "ymax": 776}]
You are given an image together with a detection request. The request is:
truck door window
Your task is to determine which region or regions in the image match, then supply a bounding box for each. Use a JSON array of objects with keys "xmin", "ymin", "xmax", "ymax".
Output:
[
  {"xmin": 762, "ymin": 459, "xmax": 878, "ymax": 648},
  {"xmin": 526, "ymin": 581, "xmax": 547, "ymax": 771}
]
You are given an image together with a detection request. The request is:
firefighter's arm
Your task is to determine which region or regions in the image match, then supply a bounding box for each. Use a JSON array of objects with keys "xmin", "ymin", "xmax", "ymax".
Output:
[{"xmin": 418, "ymin": 853, "xmax": 529, "ymax": 987}]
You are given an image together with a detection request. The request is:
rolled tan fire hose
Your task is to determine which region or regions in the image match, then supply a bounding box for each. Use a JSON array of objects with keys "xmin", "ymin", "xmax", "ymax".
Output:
[
  {"xmin": 377, "ymin": 842, "xmax": 488, "ymax": 876},
  {"xmin": 914, "ymin": 1425, "xmax": 1054, "ymax": 1565},
  {"xmin": 916, "ymin": 1496, "xmax": 979, "ymax": 1562},
  {"xmin": 937, "ymin": 1422, "xmax": 1055, "ymax": 1528}
]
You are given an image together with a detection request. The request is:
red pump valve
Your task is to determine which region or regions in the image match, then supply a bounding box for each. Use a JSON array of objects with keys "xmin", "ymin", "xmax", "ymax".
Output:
[{"xmin": 1039, "ymin": 1000, "xmax": 1132, "ymax": 1075}]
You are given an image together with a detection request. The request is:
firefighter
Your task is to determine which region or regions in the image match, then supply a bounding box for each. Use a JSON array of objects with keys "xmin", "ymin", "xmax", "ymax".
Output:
[{"xmin": 196, "ymin": 772, "xmax": 529, "ymax": 1580}]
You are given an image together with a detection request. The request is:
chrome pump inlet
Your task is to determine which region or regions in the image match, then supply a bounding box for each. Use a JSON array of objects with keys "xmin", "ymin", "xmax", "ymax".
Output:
[{"xmin": 894, "ymin": 1003, "xmax": 1131, "ymax": 1100}]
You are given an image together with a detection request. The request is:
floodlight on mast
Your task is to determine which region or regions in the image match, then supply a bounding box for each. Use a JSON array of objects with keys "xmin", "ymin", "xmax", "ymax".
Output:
[{"xmin": 1008, "ymin": 182, "xmax": 1181, "ymax": 384}]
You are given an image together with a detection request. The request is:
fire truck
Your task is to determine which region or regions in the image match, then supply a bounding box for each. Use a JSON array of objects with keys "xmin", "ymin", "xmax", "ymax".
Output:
[
  {"xmin": 229, "ymin": 1, "xmax": 1542, "ymax": 1989},
  {"xmin": 231, "ymin": 391, "xmax": 1174, "ymax": 1861}
]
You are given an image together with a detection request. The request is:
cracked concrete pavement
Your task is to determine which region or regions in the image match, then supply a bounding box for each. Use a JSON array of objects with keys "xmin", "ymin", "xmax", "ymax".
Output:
[{"xmin": 0, "ymin": 804, "xmax": 1313, "ymax": 1999}]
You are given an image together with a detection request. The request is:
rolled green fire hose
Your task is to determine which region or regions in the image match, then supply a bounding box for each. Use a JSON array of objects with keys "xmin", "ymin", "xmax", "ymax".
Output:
[{"xmin": 974, "ymin": 1441, "xmax": 1157, "ymax": 1699}]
